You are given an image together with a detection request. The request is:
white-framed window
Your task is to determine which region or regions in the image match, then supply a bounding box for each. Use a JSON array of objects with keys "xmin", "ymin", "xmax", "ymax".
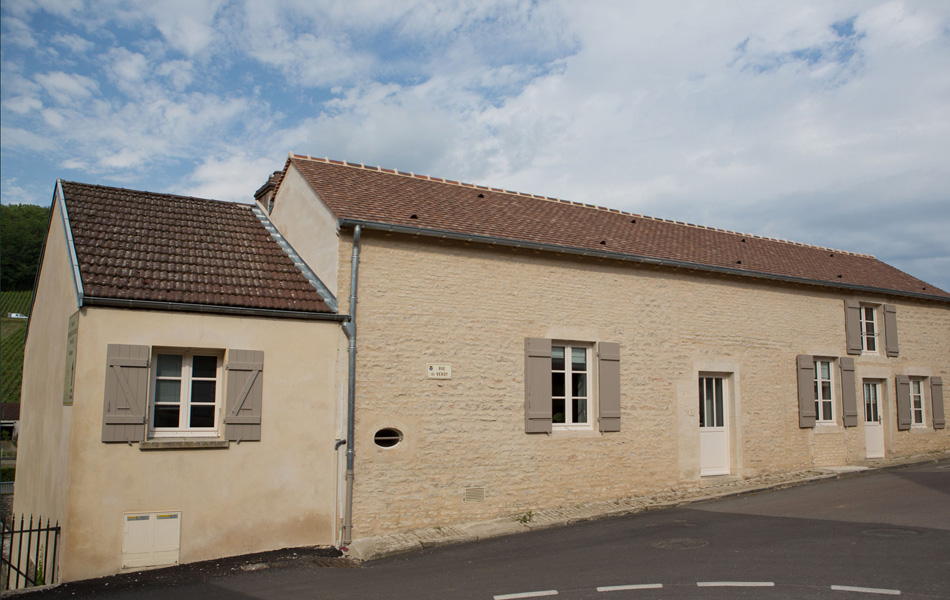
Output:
[
  {"xmin": 699, "ymin": 376, "xmax": 725, "ymax": 429},
  {"xmin": 150, "ymin": 350, "xmax": 223, "ymax": 437},
  {"xmin": 860, "ymin": 305, "xmax": 879, "ymax": 353},
  {"xmin": 551, "ymin": 343, "xmax": 591, "ymax": 429},
  {"xmin": 814, "ymin": 358, "xmax": 835, "ymax": 423},
  {"xmin": 910, "ymin": 378, "xmax": 926, "ymax": 426}
]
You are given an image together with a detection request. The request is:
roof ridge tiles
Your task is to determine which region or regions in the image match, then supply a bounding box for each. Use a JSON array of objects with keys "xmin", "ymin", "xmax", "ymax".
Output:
[{"xmin": 289, "ymin": 154, "xmax": 877, "ymax": 258}]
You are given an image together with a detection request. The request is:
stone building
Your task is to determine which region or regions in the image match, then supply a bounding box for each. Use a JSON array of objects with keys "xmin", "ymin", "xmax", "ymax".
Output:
[{"xmin": 14, "ymin": 154, "xmax": 948, "ymax": 583}]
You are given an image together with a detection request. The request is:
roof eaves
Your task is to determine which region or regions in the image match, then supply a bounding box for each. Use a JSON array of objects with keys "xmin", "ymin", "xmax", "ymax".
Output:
[
  {"xmin": 339, "ymin": 219, "xmax": 950, "ymax": 304},
  {"xmin": 83, "ymin": 296, "xmax": 349, "ymax": 321},
  {"xmin": 252, "ymin": 205, "xmax": 338, "ymax": 312}
]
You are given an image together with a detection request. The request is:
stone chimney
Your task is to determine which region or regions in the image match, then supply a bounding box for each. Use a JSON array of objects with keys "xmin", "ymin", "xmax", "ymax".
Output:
[{"xmin": 254, "ymin": 171, "xmax": 282, "ymax": 213}]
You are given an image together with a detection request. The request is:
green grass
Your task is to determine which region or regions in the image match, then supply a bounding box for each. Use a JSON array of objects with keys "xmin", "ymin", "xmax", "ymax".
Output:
[
  {"xmin": 1, "ymin": 291, "xmax": 31, "ymax": 404},
  {"xmin": 0, "ymin": 290, "xmax": 32, "ymax": 317}
]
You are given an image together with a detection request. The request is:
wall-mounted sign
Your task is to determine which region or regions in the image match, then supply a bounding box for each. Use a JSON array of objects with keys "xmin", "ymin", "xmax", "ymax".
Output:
[
  {"xmin": 63, "ymin": 311, "xmax": 79, "ymax": 405},
  {"xmin": 426, "ymin": 364, "xmax": 452, "ymax": 380}
]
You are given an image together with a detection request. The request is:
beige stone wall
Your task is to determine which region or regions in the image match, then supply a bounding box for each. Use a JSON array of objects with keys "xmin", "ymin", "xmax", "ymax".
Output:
[
  {"xmin": 342, "ymin": 232, "xmax": 950, "ymax": 536},
  {"xmin": 14, "ymin": 197, "xmax": 80, "ymax": 537},
  {"xmin": 22, "ymin": 303, "xmax": 344, "ymax": 582}
]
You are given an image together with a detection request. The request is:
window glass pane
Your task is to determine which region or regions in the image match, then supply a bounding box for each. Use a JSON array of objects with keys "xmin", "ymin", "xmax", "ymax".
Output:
[
  {"xmin": 573, "ymin": 398, "xmax": 588, "ymax": 424},
  {"xmin": 572, "ymin": 373, "xmax": 587, "ymax": 398},
  {"xmin": 189, "ymin": 405, "xmax": 215, "ymax": 428},
  {"xmin": 552, "ymin": 373, "xmax": 565, "ymax": 397},
  {"xmin": 698, "ymin": 380, "xmax": 705, "ymax": 427},
  {"xmin": 571, "ymin": 347, "xmax": 586, "ymax": 371},
  {"xmin": 822, "ymin": 402, "xmax": 832, "ymax": 421},
  {"xmin": 156, "ymin": 354, "xmax": 182, "ymax": 377},
  {"xmin": 155, "ymin": 380, "xmax": 181, "ymax": 404},
  {"xmin": 820, "ymin": 361, "xmax": 830, "ymax": 380},
  {"xmin": 552, "ymin": 398, "xmax": 565, "ymax": 424},
  {"xmin": 192, "ymin": 355, "xmax": 217, "ymax": 378},
  {"xmin": 821, "ymin": 382, "xmax": 831, "ymax": 400},
  {"xmin": 191, "ymin": 380, "xmax": 216, "ymax": 404},
  {"xmin": 551, "ymin": 346, "xmax": 564, "ymax": 371},
  {"xmin": 153, "ymin": 406, "xmax": 179, "ymax": 428},
  {"xmin": 866, "ymin": 338, "xmax": 876, "ymax": 352},
  {"xmin": 715, "ymin": 385, "xmax": 724, "ymax": 427}
]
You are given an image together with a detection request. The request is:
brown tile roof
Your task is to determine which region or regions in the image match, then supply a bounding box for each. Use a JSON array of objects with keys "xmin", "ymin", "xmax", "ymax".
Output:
[
  {"xmin": 288, "ymin": 155, "xmax": 949, "ymax": 301},
  {"xmin": 60, "ymin": 181, "xmax": 333, "ymax": 314}
]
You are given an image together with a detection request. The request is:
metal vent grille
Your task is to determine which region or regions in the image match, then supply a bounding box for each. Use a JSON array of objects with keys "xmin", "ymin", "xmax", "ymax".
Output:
[{"xmin": 464, "ymin": 487, "xmax": 485, "ymax": 502}]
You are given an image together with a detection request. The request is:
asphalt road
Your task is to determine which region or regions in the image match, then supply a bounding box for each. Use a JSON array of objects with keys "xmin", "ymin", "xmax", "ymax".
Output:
[{"xmin": 31, "ymin": 460, "xmax": 950, "ymax": 599}]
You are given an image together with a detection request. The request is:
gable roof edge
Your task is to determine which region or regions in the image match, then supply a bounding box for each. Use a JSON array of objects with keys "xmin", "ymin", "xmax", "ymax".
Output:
[
  {"xmin": 56, "ymin": 179, "xmax": 85, "ymax": 309},
  {"xmin": 339, "ymin": 219, "xmax": 950, "ymax": 304},
  {"xmin": 251, "ymin": 206, "xmax": 338, "ymax": 312}
]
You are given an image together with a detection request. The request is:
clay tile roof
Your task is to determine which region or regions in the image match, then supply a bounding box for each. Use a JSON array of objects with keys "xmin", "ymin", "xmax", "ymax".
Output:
[
  {"xmin": 288, "ymin": 155, "xmax": 949, "ymax": 301},
  {"xmin": 60, "ymin": 181, "xmax": 333, "ymax": 314}
]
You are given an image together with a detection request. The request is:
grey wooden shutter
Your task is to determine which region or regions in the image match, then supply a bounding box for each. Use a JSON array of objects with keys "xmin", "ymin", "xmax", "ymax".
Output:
[
  {"xmin": 598, "ymin": 342, "xmax": 621, "ymax": 432},
  {"xmin": 844, "ymin": 300, "xmax": 862, "ymax": 355},
  {"xmin": 796, "ymin": 355, "xmax": 816, "ymax": 428},
  {"xmin": 225, "ymin": 349, "xmax": 264, "ymax": 442},
  {"xmin": 839, "ymin": 357, "xmax": 858, "ymax": 427},
  {"xmin": 883, "ymin": 305, "xmax": 899, "ymax": 357},
  {"xmin": 895, "ymin": 375, "xmax": 911, "ymax": 430},
  {"xmin": 102, "ymin": 344, "xmax": 149, "ymax": 443},
  {"xmin": 524, "ymin": 338, "xmax": 552, "ymax": 433},
  {"xmin": 931, "ymin": 377, "xmax": 945, "ymax": 429}
]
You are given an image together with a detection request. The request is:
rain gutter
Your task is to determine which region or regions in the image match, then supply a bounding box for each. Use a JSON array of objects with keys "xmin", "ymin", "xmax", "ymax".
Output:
[
  {"xmin": 341, "ymin": 225, "xmax": 361, "ymax": 547},
  {"xmin": 82, "ymin": 297, "xmax": 347, "ymax": 321}
]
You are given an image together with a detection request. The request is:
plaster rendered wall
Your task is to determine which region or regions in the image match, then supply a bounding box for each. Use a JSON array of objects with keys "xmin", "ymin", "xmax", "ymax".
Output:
[
  {"xmin": 58, "ymin": 308, "xmax": 343, "ymax": 582},
  {"xmin": 263, "ymin": 163, "xmax": 341, "ymax": 298},
  {"xmin": 14, "ymin": 198, "xmax": 79, "ymax": 540},
  {"xmin": 340, "ymin": 232, "xmax": 950, "ymax": 537}
]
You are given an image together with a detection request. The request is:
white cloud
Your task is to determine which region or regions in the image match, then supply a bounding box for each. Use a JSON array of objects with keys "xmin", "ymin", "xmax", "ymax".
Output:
[
  {"xmin": 3, "ymin": 95, "xmax": 43, "ymax": 114},
  {"xmin": 51, "ymin": 32, "xmax": 95, "ymax": 54},
  {"xmin": 184, "ymin": 154, "xmax": 279, "ymax": 202},
  {"xmin": 34, "ymin": 71, "xmax": 99, "ymax": 105}
]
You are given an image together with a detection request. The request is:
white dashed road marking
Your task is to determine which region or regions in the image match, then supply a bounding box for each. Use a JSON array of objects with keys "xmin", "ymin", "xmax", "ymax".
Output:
[
  {"xmin": 597, "ymin": 583, "xmax": 663, "ymax": 592},
  {"xmin": 697, "ymin": 581, "xmax": 775, "ymax": 587},
  {"xmin": 831, "ymin": 585, "xmax": 901, "ymax": 595},
  {"xmin": 494, "ymin": 591, "xmax": 558, "ymax": 600}
]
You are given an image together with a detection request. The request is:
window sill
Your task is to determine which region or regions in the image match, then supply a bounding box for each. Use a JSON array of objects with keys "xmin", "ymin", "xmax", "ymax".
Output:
[
  {"xmin": 139, "ymin": 439, "xmax": 229, "ymax": 451},
  {"xmin": 550, "ymin": 428, "xmax": 600, "ymax": 438},
  {"xmin": 813, "ymin": 424, "xmax": 841, "ymax": 433}
]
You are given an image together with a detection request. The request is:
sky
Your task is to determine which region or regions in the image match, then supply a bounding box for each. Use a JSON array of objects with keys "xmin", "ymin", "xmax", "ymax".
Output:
[{"xmin": 2, "ymin": 0, "xmax": 949, "ymax": 293}]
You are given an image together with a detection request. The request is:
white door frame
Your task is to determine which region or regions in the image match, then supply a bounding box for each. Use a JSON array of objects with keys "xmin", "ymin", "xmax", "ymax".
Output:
[
  {"xmin": 699, "ymin": 375, "xmax": 730, "ymax": 476},
  {"xmin": 863, "ymin": 380, "xmax": 885, "ymax": 459}
]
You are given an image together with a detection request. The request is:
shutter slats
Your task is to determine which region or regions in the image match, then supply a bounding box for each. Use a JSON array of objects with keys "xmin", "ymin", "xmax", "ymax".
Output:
[
  {"xmin": 931, "ymin": 377, "xmax": 945, "ymax": 430},
  {"xmin": 524, "ymin": 338, "xmax": 552, "ymax": 433},
  {"xmin": 102, "ymin": 344, "xmax": 149, "ymax": 443},
  {"xmin": 598, "ymin": 342, "xmax": 621, "ymax": 432},
  {"xmin": 896, "ymin": 375, "xmax": 911, "ymax": 431},
  {"xmin": 797, "ymin": 355, "xmax": 816, "ymax": 428},
  {"xmin": 840, "ymin": 357, "xmax": 858, "ymax": 427},
  {"xmin": 225, "ymin": 349, "xmax": 264, "ymax": 442},
  {"xmin": 884, "ymin": 305, "xmax": 899, "ymax": 357},
  {"xmin": 844, "ymin": 300, "xmax": 862, "ymax": 355}
]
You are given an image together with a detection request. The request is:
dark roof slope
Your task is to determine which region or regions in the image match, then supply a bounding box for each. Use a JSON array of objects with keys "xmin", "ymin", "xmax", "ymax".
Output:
[
  {"xmin": 60, "ymin": 181, "xmax": 332, "ymax": 314},
  {"xmin": 289, "ymin": 155, "xmax": 949, "ymax": 301}
]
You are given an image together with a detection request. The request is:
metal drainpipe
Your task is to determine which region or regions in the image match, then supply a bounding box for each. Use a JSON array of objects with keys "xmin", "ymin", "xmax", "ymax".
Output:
[{"xmin": 342, "ymin": 225, "xmax": 361, "ymax": 547}]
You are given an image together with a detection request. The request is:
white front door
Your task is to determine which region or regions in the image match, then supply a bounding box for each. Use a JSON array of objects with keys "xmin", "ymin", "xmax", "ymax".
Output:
[
  {"xmin": 699, "ymin": 376, "xmax": 730, "ymax": 476},
  {"xmin": 864, "ymin": 381, "xmax": 885, "ymax": 459}
]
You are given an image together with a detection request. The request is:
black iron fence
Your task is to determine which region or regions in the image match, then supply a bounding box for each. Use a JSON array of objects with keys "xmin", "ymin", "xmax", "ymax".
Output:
[{"xmin": 1, "ymin": 514, "xmax": 60, "ymax": 590}]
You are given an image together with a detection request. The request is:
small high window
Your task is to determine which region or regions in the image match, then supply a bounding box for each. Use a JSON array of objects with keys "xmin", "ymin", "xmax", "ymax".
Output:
[{"xmin": 374, "ymin": 428, "xmax": 403, "ymax": 448}]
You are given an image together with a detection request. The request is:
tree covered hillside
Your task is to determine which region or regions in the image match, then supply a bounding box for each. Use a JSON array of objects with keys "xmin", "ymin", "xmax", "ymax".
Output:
[{"xmin": 1, "ymin": 204, "xmax": 50, "ymax": 292}]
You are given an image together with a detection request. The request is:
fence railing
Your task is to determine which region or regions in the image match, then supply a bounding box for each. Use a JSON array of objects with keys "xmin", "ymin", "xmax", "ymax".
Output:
[{"xmin": 1, "ymin": 515, "xmax": 60, "ymax": 590}]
